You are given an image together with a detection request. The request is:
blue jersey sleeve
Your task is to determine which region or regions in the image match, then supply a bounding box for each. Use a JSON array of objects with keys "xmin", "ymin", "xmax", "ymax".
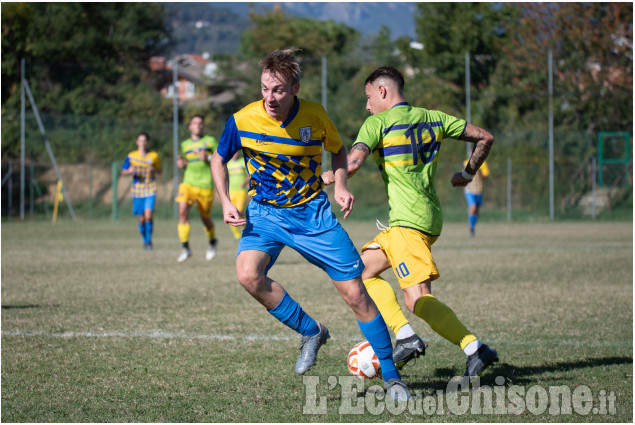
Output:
[
  {"xmin": 217, "ymin": 116, "xmax": 242, "ymax": 164},
  {"xmin": 122, "ymin": 156, "xmax": 131, "ymax": 170}
]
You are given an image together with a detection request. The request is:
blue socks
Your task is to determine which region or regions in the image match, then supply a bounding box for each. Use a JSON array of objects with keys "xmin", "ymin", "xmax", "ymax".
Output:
[
  {"xmin": 145, "ymin": 220, "xmax": 153, "ymax": 244},
  {"xmin": 138, "ymin": 222, "xmax": 146, "ymax": 243},
  {"xmin": 269, "ymin": 294, "xmax": 400, "ymax": 382},
  {"xmin": 139, "ymin": 220, "xmax": 153, "ymax": 244},
  {"xmin": 358, "ymin": 313, "xmax": 400, "ymax": 382},
  {"xmin": 268, "ymin": 291, "xmax": 320, "ymax": 337},
  {"xmin": 468, "ymin": 214, "xmax": 478, "ymax": 230}
]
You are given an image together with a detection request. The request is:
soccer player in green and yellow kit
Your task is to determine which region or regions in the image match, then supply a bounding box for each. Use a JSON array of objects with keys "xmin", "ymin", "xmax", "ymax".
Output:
[
  {"xmin": 175, "ymin": 115, "xmax": 219, "ymax": 262},
  {"xmin": 122, "ymin": 132, "xmax": 162, "ymax": 251},
  {"xmin": 324, "ymin": 67, "xmax": 498, "ymax": 382}
]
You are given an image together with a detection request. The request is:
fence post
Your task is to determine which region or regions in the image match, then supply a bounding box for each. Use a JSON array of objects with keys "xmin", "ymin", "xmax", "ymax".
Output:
[
  {"xmin": 548, "ymin": 48, "xmax": 555, "ymax": 221},
  {"xmin": 172, "ymin": 61, "xmax": 179, "ymax": 219},
  {"xmin": 507, "ymin": 157, "xmax": 512, "ymax": 222},
  {"xmin": 8, "ymin": 161, "xmax": 13, "ymax": 217},
  {"xmin": 89, "ymin": 161, "xmax": 93, "ymax": 219},
  {"xmin": 20, "ymin": 58, "xmax": 26, "ymax": 220},
  {"xmin": 112, "ymin": 161, "xmax": 119, "ymax": 221},
  {"xmin": 30, "ymin": 162, "xmax": 34, "ymax": 218},
  {"xmin": 591, "ymin": 157, "xmax": 597, "ymax": 220}
]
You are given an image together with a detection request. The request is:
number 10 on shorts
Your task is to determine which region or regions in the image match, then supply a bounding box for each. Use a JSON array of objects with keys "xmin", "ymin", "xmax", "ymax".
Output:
[{"xmin": 395, "ymin": 262, "xmax": 410, "ymax": 279}]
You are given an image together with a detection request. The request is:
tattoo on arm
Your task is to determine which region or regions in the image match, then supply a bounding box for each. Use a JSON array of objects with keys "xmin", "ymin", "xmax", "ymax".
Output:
[
  {"xmin": 461, "ymin": 124, "xmax": 493, "ymax": 174},
  {"xmin": 350, "ymin": 143, "xmax": 371, "ymax": 156},
  {"xmin": 348, "ymin": 158, "xmax": 363, "ymax": 168},
  {"xmin": 347, "ymin": 143, "xmax": 371, "ymax": 177}
]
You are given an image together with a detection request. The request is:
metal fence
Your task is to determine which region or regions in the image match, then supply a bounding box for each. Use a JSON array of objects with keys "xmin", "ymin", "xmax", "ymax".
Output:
[
  {"xmin": 2, "ymin": 53, "xmax": 632, "ymax": 222},
  {"xmin": 2, "ymin": 112, "xmax": 632, "ymax": 223}
]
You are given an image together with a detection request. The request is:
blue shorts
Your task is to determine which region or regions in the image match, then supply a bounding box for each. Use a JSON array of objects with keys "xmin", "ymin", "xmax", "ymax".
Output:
[
  {"xmin": 238, "ymin": 191, "xmax": 363, "ymax": 281},
  {"xmin": 465, "ymin": 193, "xmax": 483, "ymax": 208},
  {"xmin": 132, "ymin": 195, "xmax": 156, "ymax": 216}
]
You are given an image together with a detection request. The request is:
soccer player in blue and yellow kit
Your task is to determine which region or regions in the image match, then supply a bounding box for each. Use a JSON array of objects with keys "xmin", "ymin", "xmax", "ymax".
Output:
[
  {"xmin": 211, "ymin": 49, "xmax": 411, "ymax": 401},
  {"xmin": 464, "ymin": 159, "xmax": 490, "ymax": 237},
  {"xmin": 175, "ymin": 115, "xmax": 218, "ymax": 263},
  {"xmin": 326, "ymin": 67, "xmax": 498, "ymax": 383},
  {"xmin": 121, "ymin": 132, "xmax": 162, "ymax": 250}
]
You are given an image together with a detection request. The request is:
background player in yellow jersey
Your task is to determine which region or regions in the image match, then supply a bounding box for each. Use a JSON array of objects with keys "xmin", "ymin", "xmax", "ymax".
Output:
[
  {"xmin": 211, "ymin": 48, "xmax": 411, "ymax": 401},
  {"xmin": 324, "ymin": 66, "xmax": 498, "ymax": 382},
  {"xmin": 226, "ymin": 151, "xmax": 250, "ymax": 240},
  {"xmin": 463, "ymin": 159, "xmax": 490, "ymax": 237},
  {"xmin": 121, "ymin": 132, "xmax": 162, "ymax": 251},
  {"xmin": 175, "ymin": 115, "xmax": 219, "ymax": 263}
]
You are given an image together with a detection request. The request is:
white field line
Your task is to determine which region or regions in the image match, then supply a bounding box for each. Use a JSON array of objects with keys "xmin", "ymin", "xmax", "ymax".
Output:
[{"xmin": 1, "ymin": 330, "xmax": 631, "ymax": 347}]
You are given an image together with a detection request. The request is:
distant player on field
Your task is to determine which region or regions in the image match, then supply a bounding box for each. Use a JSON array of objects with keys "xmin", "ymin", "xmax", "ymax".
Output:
[
  {"xmin": 175, "ymin": 115, "xmax": 218, "ymax": 263},
  {"xmin": 226, "ymin": 151, "xmax": 250, "ymax": 240},
  {"xmin": 323, "ymin": 66, "xmax": 498, "ymax": 382},
  {"xmin": 211, "ymin": 48, "xmax": 411, "ymax": 401},
  {"xmin": 464, "ymin": 158, "xmax": 489, "ymax": 237},
  {"xmin": 121, "ymin": 132, "xmax": 162, "ymax": 251}
]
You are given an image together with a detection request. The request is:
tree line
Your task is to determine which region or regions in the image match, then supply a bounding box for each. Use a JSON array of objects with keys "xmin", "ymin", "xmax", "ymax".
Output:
[{"xmin": 2, "ymin": 2, "xmax": 632, "ymax": 171}]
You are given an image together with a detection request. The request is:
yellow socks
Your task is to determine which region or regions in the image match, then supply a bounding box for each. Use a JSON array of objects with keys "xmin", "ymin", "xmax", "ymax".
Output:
[
  {"xmin": 363, "ymin": 277, "xmax": 410, "ymax": 335},
  {"xmin": 178, "ymin": 223, "xmax": 190, "ymax": 244},
  {"xmin": 204, "ymin": 226, "xmax": 216, "ymax": 242},
  {"xmin": 229, "ymin": 225, "xmax": 242, "ymax": 239},
  {"xmin": 414, "ymin": 294, "xmax": 477, "ymax": 350}
]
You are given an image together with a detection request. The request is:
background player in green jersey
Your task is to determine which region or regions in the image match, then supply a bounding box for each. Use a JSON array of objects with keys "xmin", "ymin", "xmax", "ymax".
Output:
[
  {"xmin": 175, "ymin": 115, "xmax": 219, "ymax": 263},
  {"xmin": 121, "ymin": 132, "xmax": 162, "ymax": 250},
  {"xmin": 324, "ymin": 66, "xmax": 498, "ymax": 382}
]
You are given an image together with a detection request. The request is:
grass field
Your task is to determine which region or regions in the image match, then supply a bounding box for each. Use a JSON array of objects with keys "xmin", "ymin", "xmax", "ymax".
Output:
[{"xmin": 1, "ymin": 218, "xmax": 632, "ymax": 422}]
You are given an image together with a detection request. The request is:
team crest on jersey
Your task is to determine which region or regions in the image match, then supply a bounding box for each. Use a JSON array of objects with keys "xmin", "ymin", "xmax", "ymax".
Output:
[{"xmin": 299, "ymin": 127, "xmax": 312, "ymax": 144}]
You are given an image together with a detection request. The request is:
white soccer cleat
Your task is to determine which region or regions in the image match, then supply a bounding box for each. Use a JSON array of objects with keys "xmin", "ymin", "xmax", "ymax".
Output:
[
  {"xmin": 177, "ymin": 248, "xmax": 192, "ymax": 263},
  {"xmin": 206, "ymin": 239, "xmax": 217, "ymax": 261}
]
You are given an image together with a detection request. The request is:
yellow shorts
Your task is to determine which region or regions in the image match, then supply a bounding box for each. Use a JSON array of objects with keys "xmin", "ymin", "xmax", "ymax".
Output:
[
  {"xmin": 175, "ymin": 183, "xmax": 214, "ymax": 219},
  {"xmin": 230, "ymin": 189, "xmax": 248, "ymax": 215},
  {"xmin": 362, "ymin": 226, "xmax": 440, "ymax": 289}
]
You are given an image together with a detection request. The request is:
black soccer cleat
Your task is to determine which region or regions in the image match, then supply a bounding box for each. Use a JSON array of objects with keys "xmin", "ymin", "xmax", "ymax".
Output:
[
  {"xmin": 392, "ymin": 334, "xmax": 426, "ymax": 370},
  {"xmin": 464, "ymin": 344, "xmax": 498, "ymax": 381}
]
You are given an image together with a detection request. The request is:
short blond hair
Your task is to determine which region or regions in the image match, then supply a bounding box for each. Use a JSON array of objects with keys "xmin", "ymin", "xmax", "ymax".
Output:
[{"xmin": 259, "ymin": 47, "xmax": 302, "ymax": 85}]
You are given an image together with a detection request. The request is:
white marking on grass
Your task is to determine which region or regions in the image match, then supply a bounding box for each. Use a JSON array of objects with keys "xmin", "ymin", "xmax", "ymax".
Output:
[{"xmin": 1, "ymin": 330, "xmax": 631, "ymax": 347}]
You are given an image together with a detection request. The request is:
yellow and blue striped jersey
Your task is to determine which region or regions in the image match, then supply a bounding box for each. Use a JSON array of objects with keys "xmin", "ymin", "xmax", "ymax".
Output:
[
  {"xmin": 122, "ymin": 150, "xmax": 162, "ymax": 198},
  {"xmin": 354, "ymin": 103, "xmax": 466, "ymax": 236},
  {"xmin": 217, "ymin": 97, "xmax": 343, "ymax": 207}
]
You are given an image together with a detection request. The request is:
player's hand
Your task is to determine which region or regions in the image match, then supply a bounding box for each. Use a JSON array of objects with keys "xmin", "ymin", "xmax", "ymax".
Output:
[
  {"xmin": 177, "ymin": 158, "xmax": 187, "ymax": 169},
  {"xmin": 321, "ymin": 170, "xmax": 335, "ymax": 185},
  {"xmin": 451, "ymin": 172, "xmax": 472, "ymax": 187},
  {"xmin": 333, "ymin": 185, "xmax": 354, "ymax": 219},
  {"xmin": 222, "ymin": 202, "xmax": 247, "ymax": 227},
  {"xmin": 198, "ymin": 149, "xmax": 208, "ymax": 161}
]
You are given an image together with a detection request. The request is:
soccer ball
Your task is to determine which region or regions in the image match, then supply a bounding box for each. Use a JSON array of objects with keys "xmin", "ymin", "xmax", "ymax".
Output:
[{"xmin": 347, "ymin": 340, "xmax": 381, "ymax": 379}]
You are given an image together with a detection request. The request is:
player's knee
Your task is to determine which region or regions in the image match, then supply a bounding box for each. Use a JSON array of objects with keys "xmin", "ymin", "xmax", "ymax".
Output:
[
  {"xmin": 404, "ymin": 297, "xmax": 417, "ymax": 313},
  {"xmin": 236, "ymin": 266, "xmax": 263, "ymax": 294},
  {"xmin": 340, "ymin": 283, "xmax": 369, "ymax": 311}
]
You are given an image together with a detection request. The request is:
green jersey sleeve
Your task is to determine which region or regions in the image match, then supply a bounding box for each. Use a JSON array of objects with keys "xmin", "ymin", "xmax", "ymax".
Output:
[{"xmin": 353, "ymin": 115, "xmax": 383, "ymax": 151}]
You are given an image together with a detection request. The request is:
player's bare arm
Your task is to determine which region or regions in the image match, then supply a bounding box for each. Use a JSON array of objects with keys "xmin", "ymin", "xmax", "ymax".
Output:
[
  {"xmin": 211, "ymin": 151, "xmax": 246, "ymax": 226},
  {"xmin": 347, "ymin": 143, "xmax": 371, "ymax": 178},
  {"xmin": 460, "ymin": 123, "xmax": 494, "ymax": 174},
  {"xmin": 452, "ymin": 123, "xmax": 494, "ymax": 187},
  {"xmin": 331, "ymin": 146, "xmax": 355, "ymax": 219}
]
